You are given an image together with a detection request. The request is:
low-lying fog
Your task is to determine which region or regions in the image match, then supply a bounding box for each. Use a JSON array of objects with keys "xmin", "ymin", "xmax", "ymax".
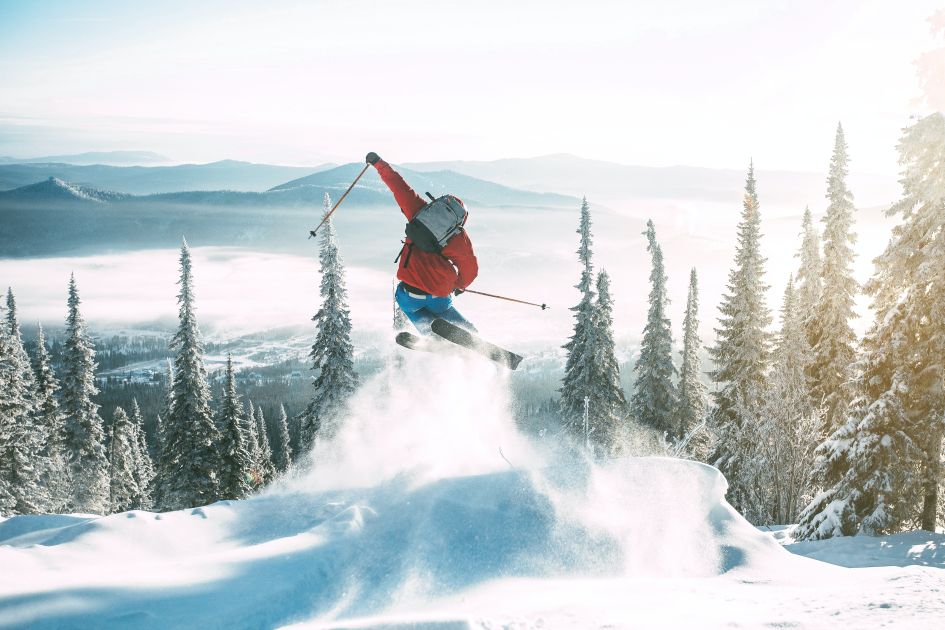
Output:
[{"xmin": 0, "ymin": 198, "xmax": 896, "ymax": 353}]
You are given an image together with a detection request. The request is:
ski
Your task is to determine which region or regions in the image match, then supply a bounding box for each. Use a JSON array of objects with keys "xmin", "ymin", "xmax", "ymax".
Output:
[
  {"xmin": 430, "ymin": 318, "xmax": 523, "ymax": 370},
  {"xmin": 395, "ymin": 331, "xmax": 439, "ymax": 353}
]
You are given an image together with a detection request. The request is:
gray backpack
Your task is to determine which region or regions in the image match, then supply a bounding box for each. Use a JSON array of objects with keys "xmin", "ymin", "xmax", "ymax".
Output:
[{"xmin": 405, "ymin": 193, "xmax": 468, "ymax": 253}]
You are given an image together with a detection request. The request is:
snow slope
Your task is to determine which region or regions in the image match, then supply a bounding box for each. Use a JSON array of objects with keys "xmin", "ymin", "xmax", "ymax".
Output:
[{"xmin": 1, "ymin": 352, "xmax": 944, "ymax": 629}]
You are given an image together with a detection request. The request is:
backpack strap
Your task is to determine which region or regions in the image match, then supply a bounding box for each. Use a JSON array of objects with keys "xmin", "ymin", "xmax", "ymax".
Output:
[{"xmin": 394, "ymin": 240, "xmax": 415, "ymax": 268}]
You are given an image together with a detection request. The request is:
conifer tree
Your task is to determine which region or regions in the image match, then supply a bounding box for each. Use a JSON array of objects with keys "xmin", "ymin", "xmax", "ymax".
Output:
[
  {"xmin": 107, "ymin": 407, "xmax": 141, "ymax": 514},
  {"xmin": 739, "ymin": 278, "xmax": 821, "ymax": 525},
  {"xmin": 708, "ymin": 164, "xmax": 772, "ymax": 512},
  {"xmin": 60, "ymin": 275, "xmax": 109, "ymax": 513},
  {"xmin": 560, "ymin": 197, "xmax": 598, "ymax": 441},
  {"xmin": 588, "ymin": 270, "xmax": 627, "ymax": 452},
  {"xmin": 676, "ymin": 269, "xmax": 708, "ymax": 448},
  {"xmin": 129, "ymin": 398, "xmax": 154, "ymax": 510},
  {"xmin": 255, "ymin": 405, "xmax": 276, "ymax": 483},
  {"xmin": 632, "ymin": 220, "xmax": 678, "ymax": 435},
  {"xmin": 216, "ymin": 355, "xmax": 252, "ymax": 500},
  {"xmin": 299, "ymin": 194, "xmax": 359, "ymax": 449},
  {"xmin": 0, "ymin": 289, "xmax": 48, "ymax": 514},
  {"xmin": 809, "ymin": 123, "xmax": 859, "ymax": 433},
  {"xmin": 795, "ymin": 207, "xmax": 824, "ymax": 335},
  {"xmin": 274, "ymin": 403, "xmax": 293, "ymax": 473},
  {"xmin": 882, "ymin": 113, "xmax": 945, "ymax": 531},
  {"xmin": 33, "ymin": 324, "xmax": 69, "ymax": 512},
  {"xmin": 799, "ymin": 113, "xmax": 945, "ymax": 538},
  {"xmin": 153, "ymin": 241, "xmax": 222, "ymax": 511},
  {"xmin": 245, "ymin": 399, "xmax": 262, "ymax": 488}
]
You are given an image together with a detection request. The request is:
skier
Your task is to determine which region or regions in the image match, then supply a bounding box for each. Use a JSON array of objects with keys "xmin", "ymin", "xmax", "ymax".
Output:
[{"xmin": 366, "ymin": 151, "xmax": 479, "ymax": 334}]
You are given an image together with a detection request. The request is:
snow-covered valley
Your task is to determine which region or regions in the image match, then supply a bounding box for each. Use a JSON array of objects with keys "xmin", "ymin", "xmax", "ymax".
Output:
[{"xmin": 1, "ymin": 352, "xmax": 943, "ymax": 629}]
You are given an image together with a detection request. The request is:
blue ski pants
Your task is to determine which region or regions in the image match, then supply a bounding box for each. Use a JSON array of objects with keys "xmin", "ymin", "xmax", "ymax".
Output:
[{"xmin": 395, "ymin": 282, "xmax": 477, "ymax": 335}]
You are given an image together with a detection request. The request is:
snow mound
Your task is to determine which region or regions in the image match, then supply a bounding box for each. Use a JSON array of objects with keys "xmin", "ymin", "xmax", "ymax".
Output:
[
  {"xmin": 3, "ymin": 352, "xmax": 943, "ymax": 628},
  {"xmin": 0, "ymin": 459, "xmax": 782, "ymax": 628}
]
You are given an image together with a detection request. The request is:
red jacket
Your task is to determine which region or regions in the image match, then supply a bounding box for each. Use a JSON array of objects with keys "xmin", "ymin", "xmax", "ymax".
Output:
[{"xmin": 374, "ymin": 159, "xmax": 478, "ymax": 297}]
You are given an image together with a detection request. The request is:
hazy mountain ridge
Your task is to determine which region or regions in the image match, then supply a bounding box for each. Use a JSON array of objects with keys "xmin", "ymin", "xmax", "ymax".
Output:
[
  {"xmin": 0, "ymin": 160, "xmax": 334, "ymax": 195},
  {"xmin": 0, "ymin": 164, "xmax": 583, "ymax": 258},
  {"xmin": 0, "ymin": 163, "xmax": 581, "ymax": 210},
  {"xmin": 0, "ymin": 150, "xmax": 170, "ymax": 166},
  {"xmin": 404, "ymin": 153, "xmax": 902, "ymax": 212},
  {"xmin": 1, "ymin": 177, "xmax": 134, "ymax": 203}
]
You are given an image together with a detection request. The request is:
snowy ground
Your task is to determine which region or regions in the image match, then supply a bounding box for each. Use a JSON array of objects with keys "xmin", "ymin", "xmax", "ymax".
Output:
[{"xmin": 1, "ymin": 351, "xmax": 943, "ymax": 629}]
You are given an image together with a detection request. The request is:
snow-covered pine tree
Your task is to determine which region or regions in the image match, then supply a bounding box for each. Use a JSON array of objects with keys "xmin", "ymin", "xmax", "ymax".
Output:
[
  {"xmin": 559, "ymin": 197, "xmax": 598, "ymax": 442},
  {"xmin": 274, "ymin": 403, "xmax": 293, "ymax": 473},
  {"xmin": 60, "ymin": 275, "xmax": 110, "ymax": 514},
  {"xmin": 299, "ymin": 194, "xmax": 359, "ymax": 450},
  {"xmin": 216, "ymin": 355, "xmax": 252, "ymax": 500},
  {"xmin": 587, "ymin": 270, "xmax": 627, "ymax": 452},
  {"xmin": 129, "ymin": 398, "xmax": 154, "ymax": 510},
  {"xmin": 796, "ymin": 114, "xmax": 945, "ymax": 538},
  {"xmin": 708, "ymin": 164, "xmax": 772, "ymax": 513},
  {"xmin": 244, "ymin": 399, "xmax": 262, "ymax": 488},
  {"xmin": 153, "ymin": 358, "xmax": 173, "ymax": 470},
  {"xmin": 795, "ymin": 207, "xmax": 824, "ymax": 336},
  {"xmin": 676, "ymin": 268, "xmax": 709, "ymax": 453},
  {"xmin": 858, "ymin": 113, "xmax": 945, "ymax": 532},
  {"xmin": 107, "ymin": 407, "xmax": 141, "ymax": 514},
  {"xmin": 0, "ymin": 289, "xmax": 47, "ymax": 514},
  {"xmin": 153, "ymin": 241, "xmax": 222, "ymax": 511},
  {"xmin": 631, "ymin": 220, "xmax": 678, "ymax": 436},
  {"xmin": 33, "ymin": 324, "xmax": 70, "ymax": 512},
  {"xmin": 739, "ymin": 278, "xmax": 821, "ymax": 525},
  {"xmin": 809, "ymin": 123, "xmax": 859, "ymax": 434},
  {"xmin": 255, "ymin": 405, "xmax": 276, "ymax": 483}
]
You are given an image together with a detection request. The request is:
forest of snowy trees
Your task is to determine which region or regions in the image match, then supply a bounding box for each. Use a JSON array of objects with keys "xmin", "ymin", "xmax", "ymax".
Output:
[
  {"xmin": 557, "ymin": 116, "xmax": 945, "ymax": 536},
  {"xmin": 1, "ymin": 115, "xmax": 943, "ymax": 538},
  {"xmin": 0, "ymin": 193, "xmax": 359, "ymax": 516}
]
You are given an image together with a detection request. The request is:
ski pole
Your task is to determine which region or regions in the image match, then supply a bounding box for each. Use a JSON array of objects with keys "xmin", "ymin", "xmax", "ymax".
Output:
[
  {"xmin": 308, "ymin": 162, "xmax": 371, "ymax": 238},
  {"xmin": 461, "ymin": 288, "xmax": 548, "ymax": 310}
]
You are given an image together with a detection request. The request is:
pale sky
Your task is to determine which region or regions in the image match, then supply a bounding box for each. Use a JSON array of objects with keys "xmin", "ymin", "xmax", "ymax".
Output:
[{"xmin": 0, "ymin": 0, "xmax": 941, "ymax": 173}]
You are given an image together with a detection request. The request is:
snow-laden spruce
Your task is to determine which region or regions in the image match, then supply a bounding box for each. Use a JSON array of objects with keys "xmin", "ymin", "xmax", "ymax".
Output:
[
  {"xmin": 0, "ymin": 289, "xmax": 48, "ymax": 515},
  {"xmin": 795, "ymin": 207, "xmax": 823, "ymax": 338},
  {"xmin": 274, "ymin": 403, "xmax": 293, "ymax": 473},
  {"xmin": 60, "ymin": 275, "xmax": 110, "ymax": 514},
  {"xmin": 676, "ymin": 268, "xmax": 709, "ymax": 457},
  {"xmin": 708, "ymin": 164, "xmax": 772, "ymax": 514},
  {"xmin": 735, "ymin": 278, "xmax": 821, "ymax": 525},
  {"xmin": 559, "ymin": 197, "xmax": 599, "ymax": 444},
  {"xmin": 107, "ymin": 407, "xmax": 141, "ymax": 513},
  {"xmin": 588, "ymin": 270, "xmax": 627, "ymax": 452},
  {"xmin": 32, "ymin": 324, "xmax": 69, "ymax": 512},
  {"xmin": 153, "ymin": 240, "xmax": 223, "ymax": 511},
  {"xmin": 795, "ymin": 113, "xmax": 945, "ymax": 539},
  {"xmin": 216, "ymin": 355, "xmax": 253, "ymax": 500},
  {"xmin": 631, "ymin": 220, "xmax": 678, "ymax": 437},
  {"xmin": 255, "ymin": 405, "xmax": 276, "ymax": 484},
  {"xmin": 809, "ymin": 123, "xmax": 859, "ymax": 434},
  {"xmin": 299, "ymin": 193, "xmax": 359, "ymax": 450},
  {"xmin": 129, "ymin": 398, "xmax": 154, "ymax": 510}
]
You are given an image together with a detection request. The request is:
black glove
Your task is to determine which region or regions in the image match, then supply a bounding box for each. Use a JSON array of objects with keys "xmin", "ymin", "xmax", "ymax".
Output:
[
  {"xmin": 365, "ymin": 152, "xmax": 381, "ymax": 165},
  {"xmin": 453, "ymin": 288, "xmax": 465, "ymax": 296}
]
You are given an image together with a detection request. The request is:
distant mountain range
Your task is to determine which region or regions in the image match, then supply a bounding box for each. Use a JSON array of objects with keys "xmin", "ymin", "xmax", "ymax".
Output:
[
  {"xmin": 0, "ymin": 164, "xmax": 581, "ymax": 257},
  {"xmin": 0, "ymin": 163, "xmax": 578, "ymax": 209},
  {"xmin": 0, "ymin": 160, "xmax": 334, "ymax": 194},
  {"xmin": 404, "ymin": 153, "xmax": 901, "ymax": 212},
  {"xmin": 0, "ymin": 150, "xmax": 170, "ymax": 166}
]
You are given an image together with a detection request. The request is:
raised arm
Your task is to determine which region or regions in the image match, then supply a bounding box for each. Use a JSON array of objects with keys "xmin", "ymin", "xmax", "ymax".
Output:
[{"xmin": 367, "ymin": 152, "xmax": 426, "ymax": 219}]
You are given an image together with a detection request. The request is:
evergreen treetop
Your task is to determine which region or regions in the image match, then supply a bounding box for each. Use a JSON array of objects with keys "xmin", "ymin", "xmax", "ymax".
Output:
[{"xmin": 631, "ymin": 219, "xmax": 678, "ymax": 436}]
